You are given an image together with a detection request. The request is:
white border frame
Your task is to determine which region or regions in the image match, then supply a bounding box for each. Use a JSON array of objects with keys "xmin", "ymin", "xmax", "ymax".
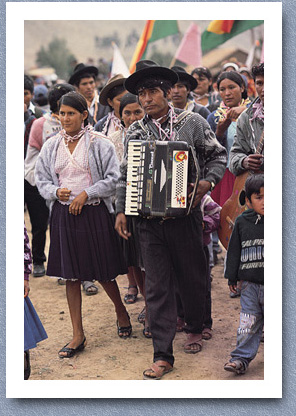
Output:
[{"xmin": 6, "ymin": 1, "xmax": 282, "ymax": 398}]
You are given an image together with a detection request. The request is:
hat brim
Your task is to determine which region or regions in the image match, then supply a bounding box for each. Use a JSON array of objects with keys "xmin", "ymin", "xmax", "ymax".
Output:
[
  {"xmin": 99, "ymin": 78, "xmax": 126, "ymax": 106},
  {"xmin": 125, "ymin": 67, "xmax": 178, "ymax": 95},
  {"xmin": 176, "ymin": 73, "xmax": 198, "ymax": 91},
  {"xmin": 69, "ymin": 66, "xmax": 99, "ymax": 85}
]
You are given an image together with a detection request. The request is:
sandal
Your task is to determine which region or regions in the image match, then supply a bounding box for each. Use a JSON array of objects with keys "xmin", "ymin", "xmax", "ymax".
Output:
[
  {"xmin": 124, "ymin": 285, "xmax": 138, "ymax": 304},
  {"xmin": 58, "ymin": 337, "xmax": 86, "ymax": 359},
  {"xmin": 202, "ymin": 327, "xmax": 212, "ymax": 340},
  {"xmin": 143, "ymin": 360, "xmax": 173, "ymax": 380},
  {"xmin": 82, "ymin": 281, "xmax": 98, "ymax": 296},
  {"xmin": 224, "ymin": 360, "xmax": 247, "ymax": 375},
  {"xmin": 176, "ymin": 316, "xmax": 185, "ymax": 332},
  {"xmin": 184, "ymin": 333, "xmax": 203, "ymax": 354},
  {"xmin": 137, "ymin": 307, "xmax": 146, "ymax": 324},
  {"xmin": 117, "ymin": 313, "xmax": 132, "ymax": 339},
  {"xmin": 143, "ymin": 326, "xmax": 152, "ymax": 339}
]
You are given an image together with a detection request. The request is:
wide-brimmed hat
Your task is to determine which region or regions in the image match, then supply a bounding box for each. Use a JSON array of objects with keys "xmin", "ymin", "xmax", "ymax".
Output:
[
  {"xmin": 171, "ymin": 66, "xmax": 198, "ymax": 91},
  {"xmin": 99, "ymin": 74, "xmax": 126, "ymax": 106},
  {"xmin": 125, "ymin": 60, "xmax": 178, "ymax": 95},
  {"xmin": 69, "ymin": 63, "xmax": 99, "ymax": 85}
]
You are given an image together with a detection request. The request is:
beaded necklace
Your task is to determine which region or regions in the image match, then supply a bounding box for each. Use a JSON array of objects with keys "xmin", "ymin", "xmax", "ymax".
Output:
[
  {"xmin": 60, "ymin": 124, "xmax": 92, "ymax": 145},
  {"xmin": 150, "ymin": 103, "xmax": 179, "ymax": 141}
]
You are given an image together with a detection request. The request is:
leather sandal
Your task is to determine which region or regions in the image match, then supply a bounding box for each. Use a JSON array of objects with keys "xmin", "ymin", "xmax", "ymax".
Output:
[
  {"xmin": 202, "ymin": 327, "xmax": 212, "ymax": 340},
  {"xmin": 184, "ymin": 333, "xmax": 203, "ymax": 354},
  {"xmin": 137, "ymin": 307, "xmax": 146, "ymax": 324},
  {"xmin": 117, "ymin": 313, "xmax": 132, "ymax": 339},
  {"xmin": 143, "ymin": 360, "xmax": 173, "ymax": 380},
  {"xmin": 224, "ymin": 360, "xmax": 247, "ymax": 375},
  {"xmin": 124, "ymin": 285, "xmax": 138, "ymax": 304},
  {"xmin": 58, "ymin": 337, "xmax": 86, "ymax": 359}
]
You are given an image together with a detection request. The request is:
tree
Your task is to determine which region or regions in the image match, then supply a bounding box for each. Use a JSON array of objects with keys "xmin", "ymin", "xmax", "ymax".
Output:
[{"xmin": 36, "ymin": 37, "xmax": 77, "ymax": 80}]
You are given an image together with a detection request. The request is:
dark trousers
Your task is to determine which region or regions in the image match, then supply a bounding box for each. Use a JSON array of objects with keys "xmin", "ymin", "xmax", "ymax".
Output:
[
  {"xmin": 24, "ymin": 179, "xmax": 49, "ymax": 265},
  {"xmin": 138, "ymin": 208, "xmax": 207, "ymax": 366},
  {"xmin": 176, "ymin": 244, "xmax": 212, "ymax": 329}
]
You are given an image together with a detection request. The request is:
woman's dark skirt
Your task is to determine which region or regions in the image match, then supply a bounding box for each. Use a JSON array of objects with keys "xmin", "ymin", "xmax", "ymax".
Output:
[
  {"xmin": 24, "ymin": 296, "xmax": 48, "ymax": 351},
  {"xmin": 121, "ymin": 216, "xmax": 144, "ymax": 269},
  {"xmin": 47, "ymin": 201, "xmax": 127, "ymax": 282}
]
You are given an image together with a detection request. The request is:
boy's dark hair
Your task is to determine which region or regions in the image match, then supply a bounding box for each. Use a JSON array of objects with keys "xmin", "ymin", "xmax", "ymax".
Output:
[
  {"xmin": 251, "ymin": 63, "xmax": 264, "ymax": 81},
  {"xmin": 245, "ymin": 174, "xmax": 264, "ymax": 201},
  {"xmin": 24, "ymin": 75, "xmax": 34, "ymax": 93},
  {"xmin": 136, "ymin": 78, "xmax": 172, "ymax": 98},
  {"xmin": 74, "ymin": 73, "xmax": 96, "ymax": 87}
]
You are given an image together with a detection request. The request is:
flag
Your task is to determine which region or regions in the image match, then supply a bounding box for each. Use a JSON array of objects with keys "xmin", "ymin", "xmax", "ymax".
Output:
[
  {"xmin": 173, "ymin": 23, "xmax": 201, "ymax": 68},
  {"xmin": 129, "ymin": 20, "xmax": 179, "ymax": 73},
  {"xmin": 201, "ymin": 20, "xmax": 264, "ymax": 53},
  {"xmin": 111, "ymin": 42, "xmax": 130, "ymax": 78},
  {"xmin": 260, "ymin": 41, "xmax": 264, "ymax": 62}
]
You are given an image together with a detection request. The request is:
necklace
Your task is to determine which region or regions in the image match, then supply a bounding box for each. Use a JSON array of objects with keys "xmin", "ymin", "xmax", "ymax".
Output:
[
  {"xmin": 60, "ymin": 125, "xmax": 91, "ymax": 145},
  {"xmin": 150, "ymin": 103, "xmax": 178, "ymax": 141}
]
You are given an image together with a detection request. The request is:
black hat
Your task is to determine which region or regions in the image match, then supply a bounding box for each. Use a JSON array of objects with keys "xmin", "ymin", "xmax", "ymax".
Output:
[
  {"xmin": 69, "ymin": 63, "xmax": 99, "ymax": 85},
  {"xmin": 125, "ymin": 60, "xmax": 178, "ymax": 95},
  {"xmin": 171, "ymin": 66, "xmax": 198, "ymax": 91}
]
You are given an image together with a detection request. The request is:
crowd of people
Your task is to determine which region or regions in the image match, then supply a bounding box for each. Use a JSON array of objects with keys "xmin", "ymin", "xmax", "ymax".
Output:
[{"xmin": 24, "ymin": 56, "xmax": 264, "ymax": 380}]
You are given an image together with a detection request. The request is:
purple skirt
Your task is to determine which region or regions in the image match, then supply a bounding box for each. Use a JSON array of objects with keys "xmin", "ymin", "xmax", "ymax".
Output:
[{"xmin": 47, "ymin": 201, "xmax": 127, "ymax": 282}]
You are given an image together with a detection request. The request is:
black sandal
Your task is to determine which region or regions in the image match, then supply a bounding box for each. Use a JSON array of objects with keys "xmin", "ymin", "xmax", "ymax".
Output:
[
  {"xmin": 137, "ymin": 307, "xmax": 146, "ymax": 324},
  {"xmin": 58, "ymin": 337, "xmax": 86, "ymax": 359},
  {"xmin": 117, "ymin": 313, "xmax": 132, "ymax": 339},
  {"xmin": 124, "ymin": 285, "xmax": 138, "ymax": 304}
]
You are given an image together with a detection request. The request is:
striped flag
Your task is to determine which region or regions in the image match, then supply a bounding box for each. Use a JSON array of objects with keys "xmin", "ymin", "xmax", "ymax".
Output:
[
  {"xmin": 201, "ymin": 20, "xmax": 264, "ymax": 53},
  {"xmin": 129, "ymin": 20, "xmax": 179, "ymax": 73}
]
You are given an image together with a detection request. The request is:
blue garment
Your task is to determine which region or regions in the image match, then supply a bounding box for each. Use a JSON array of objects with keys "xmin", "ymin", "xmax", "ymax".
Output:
[
  {"xmin": 230, "ymin": 281, "xmax": 264, "ymax": 369},
  {"xmin": 24, "ymin": 296, "xmax": 47, "ymax": 351}
]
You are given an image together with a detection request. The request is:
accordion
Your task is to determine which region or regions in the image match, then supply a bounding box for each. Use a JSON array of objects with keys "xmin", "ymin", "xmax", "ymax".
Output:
[{"xmin": 125, "ymin": 140, "xmax": 198, "ymax": 218}]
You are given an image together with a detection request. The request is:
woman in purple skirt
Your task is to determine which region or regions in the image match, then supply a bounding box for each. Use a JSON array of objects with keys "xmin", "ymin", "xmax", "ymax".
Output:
[{"xmin": 35, "ymin": 91, "xmax": 131, "ymax": 359}]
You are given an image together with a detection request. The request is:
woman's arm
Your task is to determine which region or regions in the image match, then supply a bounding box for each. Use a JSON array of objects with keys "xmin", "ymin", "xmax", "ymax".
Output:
[{"xmin": 35, "ymin": 140, "xmax": 60, "ymax": 200}]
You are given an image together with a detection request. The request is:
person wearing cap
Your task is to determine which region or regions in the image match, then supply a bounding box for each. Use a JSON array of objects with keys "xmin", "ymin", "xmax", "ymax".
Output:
[
  {"xmin": 33, "ymin": 84, "xmax": 50, "ymax": 113},
  {"xmin": 191, "ymin": 67, "xmax": 221, "ymax": 112},
  {"xmin": 229, "ymin": 63, "xmax": 264, "ymax": 176},
  {"xmin": 25, "ymin": 83, "xmax": 76, "ymax": 278},
  {"xmin": 115, "ymin": 60, "xmax": 227, "ymax": 380},
  {"xmin": 69, "ymin": 63, "xmax": 109, "ymax": 126},
  {"xmin": 170, "ymin": 66, "xmax": 210, "ymax": 120},
  {"xmin": 222, "ymin": 62, "xmax": 240, "ymax": 72},
  {"xmin": 94, "ymin": 74, "xmax": 127, "ymax": 136},
  {"xmin": 239, "ymin": 67, "xmax": 256, "ymax": 99}
]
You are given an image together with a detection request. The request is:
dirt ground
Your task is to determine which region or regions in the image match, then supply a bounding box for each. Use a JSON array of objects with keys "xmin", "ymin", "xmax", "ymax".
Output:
[{"xmin": 25, "ymin": 212, "xmax": 263, "ymax": 381}]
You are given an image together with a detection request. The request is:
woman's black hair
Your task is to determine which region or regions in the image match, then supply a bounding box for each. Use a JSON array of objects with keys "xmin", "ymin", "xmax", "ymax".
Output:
[
  {"xmin": 108, "ymin": 84, "xmax": 126, "ymax": 102},
  {"xmin": 217, "ymin": 71, "xmax": 248, "ymax": 100},
  {"xmin": 245, "ymin": 174, "xmax": 264, "ymax": 201},
  {"xmin": 191, "ymin": 67, "xmax": 213, "ymax": 92},
  {"xmin": 48, "ymin": 83, "xmax": 75, "ymax": 113},
  {"xmin": 59, "ymin": 91, "xmax": 89, "ymax": 126},
  {"xmin": 136, "ymin": 77, "xmax": 172, "ymax": 98},
  {"xmin": 119, "ymin": 93, "xmax": 138, "ymax": 118}
]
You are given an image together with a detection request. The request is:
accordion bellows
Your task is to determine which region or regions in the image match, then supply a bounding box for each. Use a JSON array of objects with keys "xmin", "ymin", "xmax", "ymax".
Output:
[{"xmin": 125, "ymin": 140, "xmax": 191, "ymax": 218}]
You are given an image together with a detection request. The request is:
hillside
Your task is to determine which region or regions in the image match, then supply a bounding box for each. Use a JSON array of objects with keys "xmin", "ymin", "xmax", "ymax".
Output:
[{"xmin": 24, "ymin": 20, "xmax": 263, "ymax": 70}]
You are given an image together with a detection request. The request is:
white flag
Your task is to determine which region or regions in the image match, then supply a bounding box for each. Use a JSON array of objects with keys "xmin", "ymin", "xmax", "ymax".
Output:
[{"xmin": 111, "ymin": 42, "xmax": 130, "ymax": 78}]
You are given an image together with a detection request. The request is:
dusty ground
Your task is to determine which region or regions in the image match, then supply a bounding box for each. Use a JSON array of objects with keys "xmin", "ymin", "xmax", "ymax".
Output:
[{"xmin": 25, "ymin": 212, "xmax": 263, "ymax": 381}]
